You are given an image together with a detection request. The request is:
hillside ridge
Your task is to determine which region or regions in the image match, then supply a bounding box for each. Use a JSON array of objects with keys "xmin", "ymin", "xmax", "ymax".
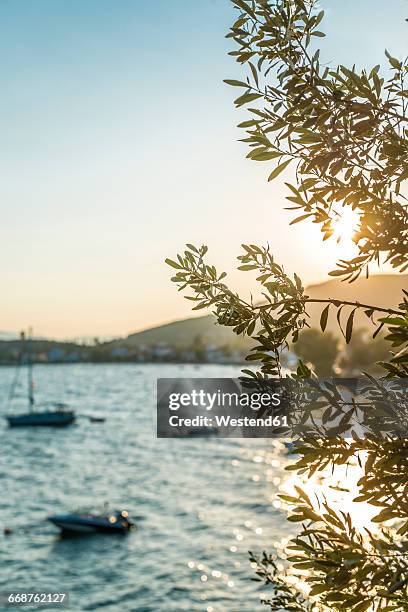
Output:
[{"xmin": 122, "ymin": 274, "xmax": 407, "ymax": 346}]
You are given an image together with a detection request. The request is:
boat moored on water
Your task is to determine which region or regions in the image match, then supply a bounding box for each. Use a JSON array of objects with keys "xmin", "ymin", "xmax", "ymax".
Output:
[
  {"xmin": 5, "ymin": 331, "xmax": 76, "ymax": 428},
  {"xmin": 48, "ymin": 510, "xmax": 133, "ymax": 535},
  {"xmin": 7, "ymin": 407, "xmax": 76, "ymax": 428}
]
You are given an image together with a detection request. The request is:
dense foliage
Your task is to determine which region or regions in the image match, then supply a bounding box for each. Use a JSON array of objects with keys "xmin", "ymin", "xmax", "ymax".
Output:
[
  {"xmin": 167, "ymin": 0, "xmax": 408, "ymax": 609},
  {"xmin": 225, "ymin": 0, "xmax": 408, "ymax": 282}
]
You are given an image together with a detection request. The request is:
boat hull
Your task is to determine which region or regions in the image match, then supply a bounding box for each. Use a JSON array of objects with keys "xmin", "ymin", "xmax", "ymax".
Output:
[
  {"xmin": 7, "ymin": 411, "xmax": 75, "ymax": 427},
  {"xmin": 48, "ymin": 514, "xmax": 132, "ymax": 535}
]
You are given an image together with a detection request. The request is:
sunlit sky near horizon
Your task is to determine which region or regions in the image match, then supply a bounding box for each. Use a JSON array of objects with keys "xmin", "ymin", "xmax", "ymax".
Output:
[{"xmin": 0, "ymin": 0, "xmax": 406, "ymax": 339}]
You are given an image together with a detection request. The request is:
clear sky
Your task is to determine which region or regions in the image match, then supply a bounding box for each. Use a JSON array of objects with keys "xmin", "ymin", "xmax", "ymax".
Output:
[{"xmin": 0, "ymin": 0, "xmax": 406, "ymax": 339}]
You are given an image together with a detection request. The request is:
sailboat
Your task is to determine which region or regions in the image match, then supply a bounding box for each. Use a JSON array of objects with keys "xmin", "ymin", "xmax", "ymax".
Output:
[{"xmin": 6, "ymin": 331, "xmax": 76, "ymax": 428}]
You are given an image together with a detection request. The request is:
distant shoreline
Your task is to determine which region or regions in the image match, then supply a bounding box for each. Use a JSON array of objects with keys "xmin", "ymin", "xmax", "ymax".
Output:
[{"xmin": 0, "ymin": 358, "xmax": 247, "ymax": 367}]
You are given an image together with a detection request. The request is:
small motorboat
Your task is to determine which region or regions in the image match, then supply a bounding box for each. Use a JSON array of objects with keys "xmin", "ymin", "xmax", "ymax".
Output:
[
  {"xmin": 89, "ymin": 415, "xmax": 106, "ymax": 423},
  {"xmin": 48, "ymin": 509, "xmax": 133, "ymax": 535}
]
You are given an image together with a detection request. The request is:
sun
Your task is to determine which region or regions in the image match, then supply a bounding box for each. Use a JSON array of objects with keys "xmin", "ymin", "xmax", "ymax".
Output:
[
  {"xmin": 330, "ymin": 208, "xmax": 360, "ymax": 260},
  {"xmin": 332, "ymin": 207, "xmax": 359, "ymax": 244}
]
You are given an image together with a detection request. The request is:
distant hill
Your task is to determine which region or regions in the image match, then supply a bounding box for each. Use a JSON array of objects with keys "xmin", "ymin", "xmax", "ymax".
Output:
[
  {"xmin": 117, "ymin": 315, "xmax": 246, "ymax": 350},
  {"xmin": 0, "ymin": 275, "xmax": 404, "ymax": 365},
  {"xmin": 305, "ymin": 274, "xmax": 406, "ymax": 336},
  {"xmin": 120, "ymin": 274, "xmax": 406, "ymax": 347}
]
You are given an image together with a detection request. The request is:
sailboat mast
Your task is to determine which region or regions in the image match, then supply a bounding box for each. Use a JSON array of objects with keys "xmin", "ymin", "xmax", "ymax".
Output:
[{"xmin": 27, "ymin": 328, "xmax": 34, "ymax": 411}]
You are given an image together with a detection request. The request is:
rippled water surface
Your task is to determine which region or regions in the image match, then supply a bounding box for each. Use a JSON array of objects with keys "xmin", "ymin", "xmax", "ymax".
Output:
[{"xmin": 0, "ymin": 364, "xmax": 293, "ymax": 611}]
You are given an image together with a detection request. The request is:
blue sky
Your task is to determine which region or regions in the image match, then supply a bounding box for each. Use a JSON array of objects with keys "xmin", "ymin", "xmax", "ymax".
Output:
[{"xmin": 0, "ymin": 0, "xmax": 406, "ymax": 338}]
